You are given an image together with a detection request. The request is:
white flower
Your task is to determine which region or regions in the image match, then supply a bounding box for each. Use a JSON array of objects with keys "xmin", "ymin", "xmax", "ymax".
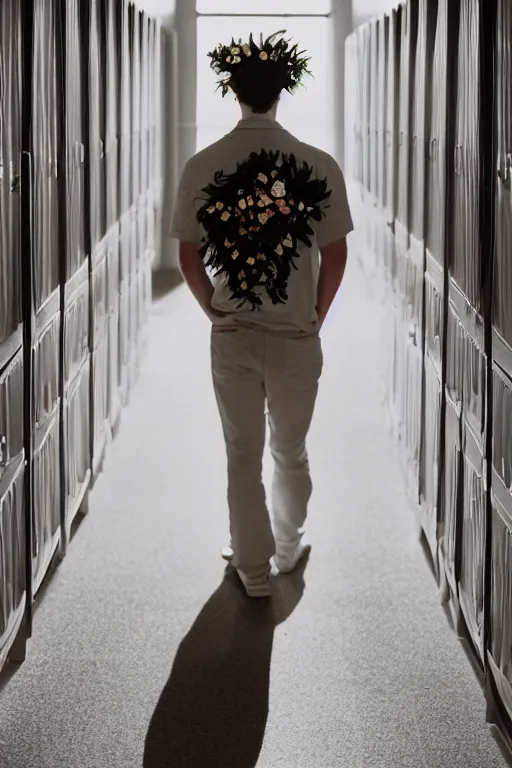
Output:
[
  {"xmin": 221, "ymin": 211, "xmax": 231, "ymax": 221},
  {"xmin": 271, "ymin": 180, "xmax": 286, "ymax": 198},
  {"xmin": 247, "ymin": 257, "xmax": 255, "ymax": 265},
  {"xmin": 239, "ymin": 199, "xmax": 247, "ymax": 210},
  {"xmin": 283, "ymin": 235, "xmax": 293, "ymax": 248},
  {"xmin": 233, "ymin": 56, "xmax": 241, "ymax": 64},
  {"xmin": 271, "ymin": 170, "xmax": 278, "ymax": 178},
  {"xmin": 243, "ymin": 44, "xmax": 251, "ymax": 56},
  {"xmin": 298, "ymin": 202, "xmax": 305, "ymax": 211},
  {"xmin": 258, "ymin": 212, "xmax": 269, "ymax": 225},
  {"xmin": 259, "ymin": 51, "xmax": 269, "ymax": 60},
  {"xmin": 216, "ymin": 201, "xmax": 224, "ymax": 210},
  {"xmin": 275, "ymin": 244, "xmax": 284, "ymax": 256},
  {"xmin": 241, "ymin": 281, "xmax": 248, "ymax": 290},
  {"xmin": 226, "ymin": 56, "xmax": 232, "ymax": 64},
  {"xmin": 207, "ymin": 206, "xmax": 215, "ymax": 214},
  {"xmin": 258, "ymin": 173, "xmax": 268, "ymax": 184},
  {"xmin": 231, "ymin": 250, "xmax": 239, "ymax": 259},
  {"xmin": 231, "ymin": 47, "xmax": 240, "ymax": 55}
]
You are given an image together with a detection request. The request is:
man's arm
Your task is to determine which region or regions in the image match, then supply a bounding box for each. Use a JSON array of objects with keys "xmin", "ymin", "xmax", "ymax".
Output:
[
  {"xmin": 178, "ymin": 241, "xmax": 225, "ymax": 319},
  {"xmin": 316, "ymin": 238, "xmax": 348, "ymax": 328}
]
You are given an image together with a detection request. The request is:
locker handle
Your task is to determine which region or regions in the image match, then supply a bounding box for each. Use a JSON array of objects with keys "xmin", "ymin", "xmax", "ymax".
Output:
[
  {"xmin": 75, "ymin": 142, "xmax": 85, "ymax": 166},
  {"xmin": 0, "ymin": 436, "xmax": 7, "ymax": 469},
  {"xmin": 498, "ymin": 153, "xmax": 512, "ymax": 189},
  {"xmin": 10, "ymin": 162, "xmax": 20, "ymax": 194},
  {"xmin": 428, "ymin": 138, "xmax": 438, "ymax": 161},
  {"xmin": 21, "ymin": 150, "xmax": 33, "ymax": 192},
  {"xmin": 49, "ymin": 156, "xmax": 58, "ymax": 178},
  {"xmin": 454, "ymin": 145, "xmax": 463, "ymax": 175}
]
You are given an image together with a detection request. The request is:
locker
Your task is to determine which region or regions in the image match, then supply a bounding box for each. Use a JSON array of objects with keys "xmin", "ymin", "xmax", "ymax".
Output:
[
  {"xmin": 494, "ymin": 0, "xmax": 512, "ymax": 348},
  {"xmin": 488, "ymin": 487, "xmax": 512, "ymax": 722},
  {"xmin": 32, "ymin": 409, "xmax": 60, "ymax": 594},
  {"xmin": 396, "ymin": 0, "xmax": 418, "ymax": 234},
  {"xmin": 105, "ymin": 0, "xmax": 119, "ymax": 230},
  {"xmin": 64, "ymin": 0, "xmax": 86, "ymax": 279},
  {"xmin": 32, "ymin": 0, "xmax": 61, "ymax": 312},
  {"xmin": 88, "ymin": 0, "xmax": 107, "ymax": 251},
  {"xmin": 63, "ymin": 357, "xmax": 91, "ymax": 543},
  {"xmin": 0, "ymin": 0, "xmax": 22, "ymax": 346},
  {"xmin": 410, "ymin": 0, "xmax": 437, "ymax": 243},
  {"xmin": 458, "ymin": 424, "xmax": 486, "ymax": 661},
  {"xmin": 0, "ymin": 454, "xmax": 25, "ymax": 663}
]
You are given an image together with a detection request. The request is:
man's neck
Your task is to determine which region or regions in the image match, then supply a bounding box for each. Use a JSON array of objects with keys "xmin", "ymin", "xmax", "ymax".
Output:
[{"xmin": 240, "ymin": 104, "xmax": 278, "ymax": 122}]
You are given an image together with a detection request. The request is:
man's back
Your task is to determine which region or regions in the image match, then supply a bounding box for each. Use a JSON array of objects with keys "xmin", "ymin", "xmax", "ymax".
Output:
[{"xmin": 171, "ymin": 117, "xmax": 352, "ymax": 337}]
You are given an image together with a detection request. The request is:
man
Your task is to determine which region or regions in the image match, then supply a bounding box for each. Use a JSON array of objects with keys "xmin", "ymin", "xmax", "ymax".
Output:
[{"xmin": 170, "ymin": 31, "xmax": 353, "ymax": 598}]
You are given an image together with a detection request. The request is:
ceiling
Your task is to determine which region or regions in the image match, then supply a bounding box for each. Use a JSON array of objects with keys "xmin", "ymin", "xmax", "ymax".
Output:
[{"xmin": 135, "ymin": 0, "xmax": 397, "ymax": 27}]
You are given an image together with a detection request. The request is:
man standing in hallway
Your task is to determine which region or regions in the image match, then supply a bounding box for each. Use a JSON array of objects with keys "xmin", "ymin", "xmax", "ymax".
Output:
[{"xmin": 171, "ymin": 31, "xmax": 353, "ymax": 598}]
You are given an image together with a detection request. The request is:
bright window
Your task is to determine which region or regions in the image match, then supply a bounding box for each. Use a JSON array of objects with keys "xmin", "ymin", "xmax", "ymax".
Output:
[
  {"xmin": 196, "ymin": 16, "xmax": 334, "ymax": 154},
  {"xmin": 197, "ymin": 0, "xmax": 332, "ymax": 15}
]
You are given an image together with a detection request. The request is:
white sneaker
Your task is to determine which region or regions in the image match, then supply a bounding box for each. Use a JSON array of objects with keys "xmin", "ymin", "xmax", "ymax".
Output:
[
  {"xmin": 274, "ymin": 542, "xmax": 311, "ymax": 574},
  {"xmin": 235, "ymin": 565, "xmax": 271, "ymax": 598},
  {"xmin": 222, "ymin": 545, "xmax": 271, "ymax": 597},
  {"xmin": 221, "ymin": 544, "xmax": 234, "ymax": 561}
]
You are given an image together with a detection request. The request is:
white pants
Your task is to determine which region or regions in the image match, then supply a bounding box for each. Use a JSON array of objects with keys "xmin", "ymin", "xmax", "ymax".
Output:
[{"xmin": 211, "ymin": 327, "xmax": 323, "ymax": 573}]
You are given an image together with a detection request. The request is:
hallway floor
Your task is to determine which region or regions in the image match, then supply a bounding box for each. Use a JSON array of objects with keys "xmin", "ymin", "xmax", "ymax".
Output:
[{"xmin": 0, "ymin": 261, "xmax": 508, "ymax": 768}]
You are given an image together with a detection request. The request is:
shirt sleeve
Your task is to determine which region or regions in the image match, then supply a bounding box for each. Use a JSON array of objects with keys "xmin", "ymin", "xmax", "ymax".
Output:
[
  {"xmin": 316, "ymin": 154, "xmax": 354, "ymax": 249},
  {"xmin": 169, "ymin": 159, "xmax": 203, "ymax": 243}
]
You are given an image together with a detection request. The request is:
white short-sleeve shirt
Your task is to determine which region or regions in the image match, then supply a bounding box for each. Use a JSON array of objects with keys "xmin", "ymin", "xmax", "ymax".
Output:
[{"xmin": 171, "ymin": 117, "xmax": 353, "ymax": 336}]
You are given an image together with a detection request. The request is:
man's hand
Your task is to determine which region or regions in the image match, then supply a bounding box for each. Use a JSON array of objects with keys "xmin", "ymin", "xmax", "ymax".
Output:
[
  {"xmin": 316, "ymin": 238, "xmax": 348, "ymax": 328},
  {"xmin": 179, "ymin": 242, "xmax": 219, "ymax": 318},
  {"xmin": 206, "ymin": 306, "xmax": 227, "ymax": 321}
]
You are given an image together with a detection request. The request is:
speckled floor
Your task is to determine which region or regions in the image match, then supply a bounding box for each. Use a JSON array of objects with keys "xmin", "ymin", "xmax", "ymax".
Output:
[{"xmin": 0, "ymin": 260, "xmax": 508, "ymax": 768}]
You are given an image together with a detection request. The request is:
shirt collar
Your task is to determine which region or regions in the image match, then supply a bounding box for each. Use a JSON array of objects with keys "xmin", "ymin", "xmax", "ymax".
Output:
[{"xmin": 233, "ymin": 117, "xmax": 284, "ymax": 131}]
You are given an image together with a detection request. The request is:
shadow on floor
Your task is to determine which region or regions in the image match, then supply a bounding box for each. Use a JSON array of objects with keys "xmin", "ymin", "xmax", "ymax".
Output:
[
  {"xmin": 144, "ymin": 556, "xmax": 310, "ymax": 768},
  {"xmin": 152, "ymin": 269, "xmax": 183, "ymax": 302}
]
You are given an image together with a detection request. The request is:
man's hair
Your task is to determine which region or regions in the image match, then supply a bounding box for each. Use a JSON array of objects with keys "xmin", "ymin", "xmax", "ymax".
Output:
[
  {"xmin": 230, "ymin": 57, "xmax": 290, "ymax": 114},
  {"xmin": 208, "ymin": 31, "xmax": 311, "ymax": 114}
]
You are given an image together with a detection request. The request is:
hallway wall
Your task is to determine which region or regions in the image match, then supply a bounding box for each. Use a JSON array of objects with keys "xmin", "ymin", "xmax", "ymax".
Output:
[{"xmin": 345, "ymin": 0, "xmax": 512, "ymax": 755}]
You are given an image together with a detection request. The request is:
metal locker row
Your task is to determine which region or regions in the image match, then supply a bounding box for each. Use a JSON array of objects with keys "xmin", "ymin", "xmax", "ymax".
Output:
[
  {"xmin": 0, "ymin": 0, "xmax": 162, "ymax": 672},
  {"xmin": 345, "ymin": 0, "xmax": 512, "ymax": 752},
  {"xmin": 0, "ymin": 0, "xmax": 27, "ymax": 671}
]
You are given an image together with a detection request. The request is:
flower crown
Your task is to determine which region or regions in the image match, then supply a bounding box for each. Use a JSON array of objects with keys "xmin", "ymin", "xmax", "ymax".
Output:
[{"xmin": 208, "ymin": 30, "xmax": 311, "ymax": 98}]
